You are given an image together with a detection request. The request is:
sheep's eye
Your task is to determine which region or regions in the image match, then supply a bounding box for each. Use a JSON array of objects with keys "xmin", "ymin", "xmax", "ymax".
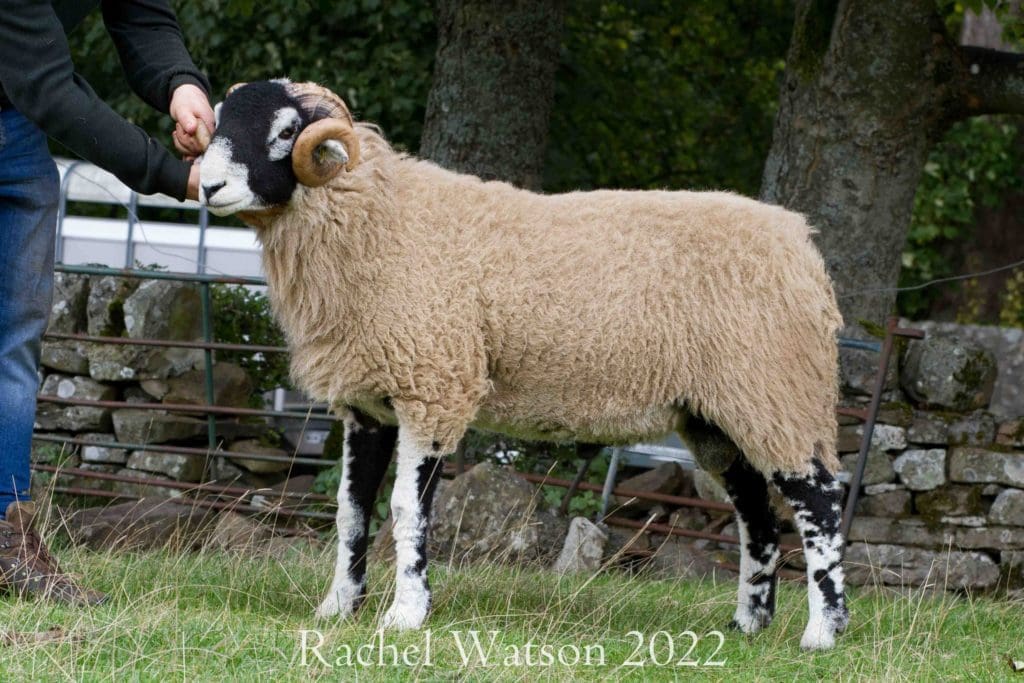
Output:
[{"xmin": 279, "ymin": 126, "xmax": 296, "ymax": 140}]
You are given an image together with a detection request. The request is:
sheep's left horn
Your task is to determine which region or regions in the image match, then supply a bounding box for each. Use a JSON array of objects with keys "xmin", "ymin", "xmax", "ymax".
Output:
[
  {"xmin": 292, "ymin": 119, "xmax": 361, "ymax": 187},
  {"xmin": 226, "ymin": 82, "xmax": 248, "ymax": 97}
]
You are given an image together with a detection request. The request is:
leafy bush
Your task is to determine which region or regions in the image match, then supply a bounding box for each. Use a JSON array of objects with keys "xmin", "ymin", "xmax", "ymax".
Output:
[{"xmin": 210, "ymin": 284, "xmax": 290, "ymax": 392}]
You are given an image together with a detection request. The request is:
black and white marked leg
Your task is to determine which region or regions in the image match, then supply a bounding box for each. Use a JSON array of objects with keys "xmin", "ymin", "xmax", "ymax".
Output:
[
  {"xmin": 380, "ymin": 431, "xmax": 444, "ymax": 631},
  {"xmin": 720, "ymin": 455, "xmax": 780, "ymax": 635},
  {"xmin": 316, "ymin": 409, "xmax": 396, "ymax": 619},
  {"xmin": 772, "ymin": 459, "xmax": 849, "ymax": 651}
]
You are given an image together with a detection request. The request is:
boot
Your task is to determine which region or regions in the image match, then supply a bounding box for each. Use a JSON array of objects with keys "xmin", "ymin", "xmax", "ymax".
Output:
[{"xmin": 0, "ymin": 501, "xmax": 106, "ymax": 606}]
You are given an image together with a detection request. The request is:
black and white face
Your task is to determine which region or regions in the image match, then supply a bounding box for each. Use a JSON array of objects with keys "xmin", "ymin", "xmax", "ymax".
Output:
[{"xmin": 200, "ymin": 81, "xmax": 309, "ymax": 216}]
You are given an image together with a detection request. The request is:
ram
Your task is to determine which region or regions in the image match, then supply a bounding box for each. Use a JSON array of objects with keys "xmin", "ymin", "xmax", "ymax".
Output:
[{"xmin": 200, "ymin": 80, "xmax": 849, "ymax": 650}]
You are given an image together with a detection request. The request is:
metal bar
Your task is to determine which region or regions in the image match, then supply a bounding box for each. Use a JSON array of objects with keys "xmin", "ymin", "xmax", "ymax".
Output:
[
  {"xmin": 36, "ymin": 395, "xmax": 339, "ymax": 422},
  {"xmin": 197, "ymin": 206, "xmax": 209, "ymax": 275},
  {"xmin": 43, "ymin": 332, "xmax": 287, "ymax": 354},
  {"xmin": 598, "ymin": 448, "xmax": 622, "ymax": 519},
  {"xmin": 200, "ymin": 282, "xmax": 218, "ymax": 462},
  {"xmin": 32, "ymin": 433, "xmax": 332, "ymax": 468},
  {"xmin": 519, "ymin": 469, "xmax": 735, "ymax": 513},
  {"xmin": 605, "ymin": 516, "xmax": 802, "ymax": 553},
  {"xmin": 837, "ymin": 338, "xmax": 883, "ymax": 352},
  {"xmin": 559, "ymin": 456, "xmax": 594, "ymax": 517},
  {"xmin": 840, "ymin": 316, "xmax": 899, "ymax": 539},
  {"xmin": 837, "ymin": 407, "xmax": 869, "ymax": 421},
  {"xmin": 35, "ymin": 464, "xmax": 332, "ymax": 503},
  {"xmin": 47, "ymin": 486, "xmax": 334, "ymax": 521},
  {"xmin": 56, "ymin": 161, "xmax": 85, "ymax": 263},
  {"xmin": 54, "ymin": 263, "xmax": 265, "ymax": 287}
]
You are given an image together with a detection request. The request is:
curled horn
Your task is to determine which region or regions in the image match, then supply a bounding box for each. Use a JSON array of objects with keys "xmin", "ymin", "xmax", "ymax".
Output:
[
  {"xmin": 286, "ymin": 82, "xmax": 361, "ymax": 187},
  {"xmin": 226, "ymin": 82, "xmax": 248, "ymax": 97}
]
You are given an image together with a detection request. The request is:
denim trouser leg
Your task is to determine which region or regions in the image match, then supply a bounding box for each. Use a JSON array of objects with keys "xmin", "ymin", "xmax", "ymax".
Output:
[{"xmin": 0, "ymin": 110, "xmax": 59, "ymax": 516}]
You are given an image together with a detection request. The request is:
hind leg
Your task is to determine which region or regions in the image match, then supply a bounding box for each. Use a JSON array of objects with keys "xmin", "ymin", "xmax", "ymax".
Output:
[
  {"xmin": 772, "ymin": 459, "xmax": 849, "ymax": 651},
  {"xmin": 682, "ymin": 418, "xmax": 780, "ymax": 634}
]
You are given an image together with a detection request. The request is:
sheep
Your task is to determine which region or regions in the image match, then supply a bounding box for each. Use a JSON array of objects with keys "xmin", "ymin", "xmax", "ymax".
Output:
[{"xmin": 199, "ymin": 79, "xmax": 849, "ymax": 650}]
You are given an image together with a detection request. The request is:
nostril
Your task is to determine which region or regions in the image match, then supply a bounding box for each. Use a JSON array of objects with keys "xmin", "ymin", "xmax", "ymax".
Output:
[{"xmin": 203, "ymin": 181, "xmax": 226, "ymax": 200}]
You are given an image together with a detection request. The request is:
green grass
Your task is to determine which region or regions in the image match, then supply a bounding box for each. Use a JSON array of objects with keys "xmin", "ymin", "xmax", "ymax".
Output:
[{"xmin": 0, "ymin": 537, "xmax": 1021, "ymax": 681}]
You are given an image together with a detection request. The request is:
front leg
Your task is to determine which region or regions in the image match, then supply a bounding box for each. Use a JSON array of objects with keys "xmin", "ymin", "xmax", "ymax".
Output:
[
  {"xmin": 380, "ymin": 427, "xmax": 446, "ymax": 631},
  {"xmin": 316, "ymin": 409, "xmax": 396, "ymax": 619}
]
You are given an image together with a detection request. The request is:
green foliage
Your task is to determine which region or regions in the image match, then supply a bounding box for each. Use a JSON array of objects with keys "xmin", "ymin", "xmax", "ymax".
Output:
[
  {"xmin": 210, "ymin": 284, "xmax": 290, "ymax": 392},
  {"xmin": 545, "ymin": 0, "xmax": 792, "ymax": 195},
  {"xmin": 899, "ymin": 117, "xmax": 1024, "ymax": 319}
]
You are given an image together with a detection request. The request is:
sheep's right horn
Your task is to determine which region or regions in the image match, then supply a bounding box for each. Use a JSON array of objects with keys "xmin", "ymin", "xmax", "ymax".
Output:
[
  {"xmin": 292, "ymin": 119, "xmax": 361, "ymax": 187},
  {"xmin": 226, "ymin": 82, "xmax": 248, "ymax": 97}
]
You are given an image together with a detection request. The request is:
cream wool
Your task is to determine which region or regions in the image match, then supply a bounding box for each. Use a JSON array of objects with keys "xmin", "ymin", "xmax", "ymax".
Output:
[{"xmin": 257, "ymin": 124, "xmax": 842, "ymax": 475}]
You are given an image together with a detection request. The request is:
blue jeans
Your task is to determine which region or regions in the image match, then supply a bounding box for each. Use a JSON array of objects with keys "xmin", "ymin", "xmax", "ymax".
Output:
[{"xmin": 0, "ymin": 109, "xmax": 58, "ymax": 517}]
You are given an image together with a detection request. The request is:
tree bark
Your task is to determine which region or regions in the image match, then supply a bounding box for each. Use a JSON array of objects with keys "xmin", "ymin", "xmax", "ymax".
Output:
[
  {"xmin": 761, "ymin": 0, "xmax": 1024, "ymax": 326},
  {"xmin": 419, "ymin": 0, "xmax": 566, "ymax": 190}
]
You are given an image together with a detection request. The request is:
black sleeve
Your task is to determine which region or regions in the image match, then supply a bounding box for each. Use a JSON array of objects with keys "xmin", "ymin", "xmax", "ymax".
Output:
[
  {"xmin": 101, "ymin": 0, "xmax": 211, "ymax": 113},
  {"xmin": 0, "ymin": 1, "xmax": 193, "ymax": 200}
]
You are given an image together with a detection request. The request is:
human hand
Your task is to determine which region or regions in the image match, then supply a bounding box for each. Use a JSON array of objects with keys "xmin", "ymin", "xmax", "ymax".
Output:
[
  {"xmin": 186, "ymin": 162, "xmax": 200, "ymax": 201},
  {"xmin": 170, "ymin": 84, "xmax": 215, "ymax": 158}
]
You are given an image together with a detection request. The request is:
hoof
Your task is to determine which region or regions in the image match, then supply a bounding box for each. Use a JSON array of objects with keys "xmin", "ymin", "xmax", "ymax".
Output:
[
  {"xmin": 315, "ymin": 586, "xmax": 361, "ymax": 619},
  {"xmin": 730, "ymin": 607, "xmax": 773, "ymax": 635},
  {"xmin": 380, "ymin": 601, "xmax": 428, "ymax": 631},
  {"xmin": 799, "ymin": 621, "xmax": 837, "ymax": 651}
]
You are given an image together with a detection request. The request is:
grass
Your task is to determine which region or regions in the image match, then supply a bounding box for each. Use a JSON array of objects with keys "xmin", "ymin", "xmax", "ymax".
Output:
[{"xmin": 0, "ymin": 532, "xmax": 1021, "ymax": 682}]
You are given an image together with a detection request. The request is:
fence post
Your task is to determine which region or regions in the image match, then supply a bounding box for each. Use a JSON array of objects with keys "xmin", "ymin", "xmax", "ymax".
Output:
[{"xmin": 200, "ymin": 282, "xmax": 218, "ymax": 479}]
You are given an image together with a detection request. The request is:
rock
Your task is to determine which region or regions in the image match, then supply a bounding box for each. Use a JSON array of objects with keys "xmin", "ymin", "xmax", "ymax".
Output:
[
  {"xmin": 900, "ymin": 335, "xmax": 997, "ymax": 411},
  {"xmin": 844, "ymin": 543, "xmax": 999, "ymax": 589},
  {"xmin": 57, "ymin": 463, "xmax": 119, "ymax": 492},
  {"xmin": 646, "ymin": 537, "xmax": 729, "ymax": 580},
  {"xmin": 982, "ymin": 484, "xmax": 1005, "ymax": 496},
  {"xmin": 667, "ymin": 508, "xmax": 710, "ymax": 531},
  {"xmin": 30, "ymin": 437, "xmax": 77, "ymax": 465},
  {"xmin": 126, "ymin": 450, "xmax": 205, "ymax": 482},
  {"xmin": 88, "ymin": 280, "xmax": 205, "ymax": 382},
  {"xmin": 939, "ymin": 515, "xmax": 988, "ymax": 527},
  {"xmin": 228, "ymin": 439, "xmax": 292, "ymax": 473},
  {"xmin": 86, "ymin": 275, "xmax": 138, "ymax": 337},
  {"xmin": 112, "ymin": 409, "xmax": 207, "ymax": 445},
  {"xmin": 429, "ymin": 462, "xmax": 566, "ymax": 565},
  {"xmin": 856, "ymin": 488, "xmax": 911, "ymax": 517},
  {"xmin": 867, "ymin": 424, "xmax": 908, "ymax": 452},
  {"xmin": 996, "ymin": 419, "xmax": 1024, "ymax": 447},
  {"xmin": 849, "ymin": 516, "xmax": 1024, "ymax": 549},
  {"xmin": 947, "ymin": 411, "xmax": 996, "ymax": 446},
  {"xmin": 605, "ymin": 526, "xmax": 652, "ymax": 559},
  {"xmin": 1003, "ymin": 550, "xmax": 1024, "ymax": 588},
  {"xmin": 916, "ymin": 485, "xmax": 986, "ymax": 518},
  {"xmin": 893, "ymin": 449, "xmax": 946, "ymax": 491},
  {"xmin": 37, "ymin": 374, "xmax": 116, "ymax": 432},
  {"xmin": 841, "ymin": 448, "xmax": 895, "ymax": 487},
  {"xmin": 111, "ymin": 468, "xmax": 185, "ymax": 499},
  {"xmin": 989, "ymin": 489, "xmax": 1024, "ymax": 526},
  {"xmin": 159, "ymin": 363, "xmax": 254, "ymax": 408},
  {"xmin": 122, "ymin": 386, "xmax": 154, "ymax": 404},
  {"xmin": 65, "ymin": 498, "xmax": 216, "ymax": 551},
  {"xmin": 875, "ymin": 402, "xmax": 914, "ymax": 427},
  {"xmin": 907, "ymin": 411, "xmax": 951, "ymax": 445},
  {"xmin": 40, "ymin": 341, "xmax": 90, "ymax": 375},
  {"xmin": 692, "ymin": 469, "xmax": 730, "ymax": 504},
  {"xmin": 79, "ymin": 433, "xmax": 128, "ymax": 464},
  {"xmin": 553, "ymin": 517, "xmax": 608, "ymax": 574},
  {"xmin": 837, "ymin": 425, "xmax": 863, "ymax": 453},
  {"xmin": 949, "ymin": 447, "xmax": 1024, "ymax": 487},
  {"xmin": 47, "ymin": 271, "xmax": 90, "ymax": 334},
  {"xmin": 863, "ymin": 483, "xmax": 903, "ymax": 495},
  {"xmin": 614, "ymin": 462, "xmax": 685, "ymax": 512},
  {"xmin": 205, "ymin": 512, "xmax": 273, "ymax": 551},
  {"xmin": 839, "ymin": 327, "xmax": 898, "ymax": 395},
  {"xmin": 250, "ymin": 474, "xmax": 318, "ymax": 510}
]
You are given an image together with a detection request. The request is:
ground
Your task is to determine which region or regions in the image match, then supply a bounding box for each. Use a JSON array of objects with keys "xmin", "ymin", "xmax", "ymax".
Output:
[{"xmin": 0, "ymin": 541, "xmax": 1021, "ymax": 681}]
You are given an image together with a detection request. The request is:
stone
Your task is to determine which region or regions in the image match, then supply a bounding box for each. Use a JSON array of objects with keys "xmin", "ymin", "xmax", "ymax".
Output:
[
  {"xmin": 692, "ymin": 469, "xmax": 729, "ymax": 504},
  {"xmin": 204, "ymin": 512, "xmax": 273, "ymax": 551},
  {"xmin": 646, "ymin": 537, "xmax": 729, "ymax": 580},
  {"xmin": 112, "ymin": 409, "xmax": 207, "ymax": 445},
  {"xmin": 856, "ymin": 488, "xmax": 911, "ymax": 517},
  {"xmin": 87, "ymin": 279, "xmax": 205, "ymax": 382},
  {"xmin": 867, "ymin": 424, "xmax": 908, "ymax": 452},
  {"xmin": 837, "ymin": 425, "xmax": 863, "ymax": 453},
  {"xmin": 841, "ymin": 448, "xmax": 895, "ymax": 487},
  {"xmin": 916, "ymin": 485, "xmax": 987, "ymax": 518},
  {"xmin": 1003, "ymin": 550, "xmax": 1024, "ymax": 588},
  {"xmin": 844, "ymin": 543, "xmax": 999, "ymax": 589},
  {"xmin": 37, "ymin": 374, "xmax": 116, "ymax": 432},
  {"xmin": 553, "ymin": 517, "xmax": 608, "ymax": 574},
  {"xmin": 250, "ymin": 474, "xmax": 318, "ymax": 510},
  {"xmin": 30, "ymin": 437, "xmax": 77, "ymax": 465},
  {"xmin": 86, "ymin": 275, "xmax": 138, "ymax": 337},
  {"xmin": 982, "ymin": 484, "xmax": 1004, "ymax": 496},
  {"xmin": 875, "ymin": 402, "xmax": 914, "ymax": 427},
  {"xmin": 46, "ymin": 271, "xmax": 90, "ymax": 334},
  {"xmin": 614, "ymin": 462, "xmax": 685, "ymax": 512},
  {"xmin": 863, "ymin": 483, "xmax": 903, "ymax": 495},
  {"xmin": 604, "ymin": 526, "xmax": 652, "ymax": 559},
  {"xmin": 667, "ymin": 508, "xmax": 710, "ymax": 531},
  {"xmin": 79, "ymin": 433, "xmax": 128, "ymax": 464},
  {"xmin": 40, "ymin": 341, "xmax": 90, "ymax": 375},
  {"xmin": 429, "ymin": 462, "xmax": 567, "ymax": 565},
  {"xmin": 839, "ymin": 328, "xmax": 898, "ymax": 396},
  {"xmin": 111, "ymin": 468, "xmax": 185, "ymax": 499},
  {"xmin": 989, "ymin": 489, "xmax": 1024, "ymax": 526},
  {"xmin": 126, "ymin": 450, "xmax": 206, "ymax": 482},
  {"xmin": 139, "ymin": 379, "xmax": 170, "ymax": 400},
  {"xmin": 900, "ymin": 335, "xmax": 997, "ymax": 411},
  {"xmin": 996, "ymin": 419, "xmax": 1024, "ymax": 447},
  {"xmin": 947, "ymin": 411, "xmax": 997, "ymax": 447},
  {"xmin": 893, "ymin": 449, "xmax": 946, "ymax": 491},
  {"xmin": 159, "ymin": 363, "xmax": 254, "ymax": 408},
  {"xmin": 65, "ymin": 498, "xmax": 216, "ymax": 551},
  {"xmin": 939, "ymin": 516, "xmax": 988, "ymax": 527},
  {"xmin": 849, "ymin": 516, "xmax": 1024, "ymax": 549},
  {"xmin": 949, "ymin": 447, "xmax": 1024, "ymax": 487},
  {"xmin": 907, "ymin": 411, "xmax": 951, "ymax": 445},
  {"xmin": 57, "ymin": 463, "xmax": 119, "ymax": 492},
  {"xmin": 228, "ymin": 439, "xmax": 292, "ymax": 474}
]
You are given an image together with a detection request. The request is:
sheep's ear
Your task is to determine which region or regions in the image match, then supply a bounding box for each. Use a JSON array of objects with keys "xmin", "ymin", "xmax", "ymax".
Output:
[
  {"xmin": 213, "ymin": 102, "xmax": 222, "ymax": 127},
  {"xmin": 319, "ymin": 140, "xmax": 349, "ymax": 166}
]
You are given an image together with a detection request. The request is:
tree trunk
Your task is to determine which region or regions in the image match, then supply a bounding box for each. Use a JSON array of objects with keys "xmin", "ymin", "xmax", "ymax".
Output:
[
  {"xmin": 761, "ymin": 0, "xmax": 1024, "ymax": 326},
  {"xmin": 419, "ymin": 0, "xmax": 566, "ymax": 189}
]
